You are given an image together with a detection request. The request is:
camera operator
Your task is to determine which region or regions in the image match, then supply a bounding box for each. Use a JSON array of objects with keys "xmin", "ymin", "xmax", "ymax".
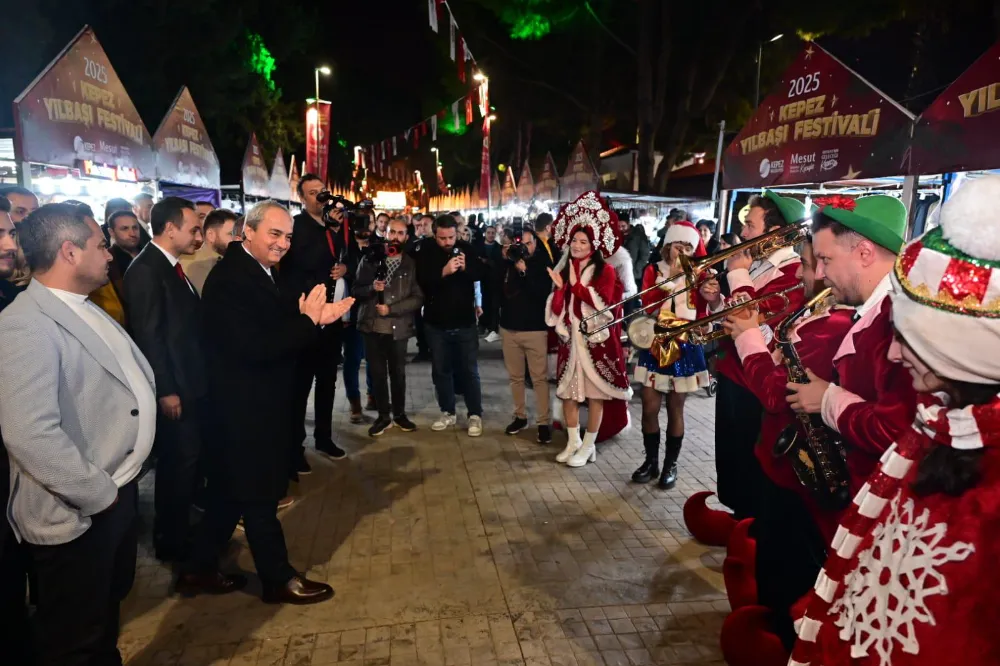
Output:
[
  {"xmin": 415, "ymin": 215, "xmax": 488, "ymax": 436},
  {"xmin": 406, "ymin": 214, "xmax": 434, "ymax": 362},
  {"xmin": 279, "ymin": 174, "xmax": 360, "ymax": 467},
  {"xmin": 498, "ymin": 227, "xmax": 553, "ymax": 443},
  {"xmin": 353, "ymin": 218, "xmax": 422, "ymax": 437}
]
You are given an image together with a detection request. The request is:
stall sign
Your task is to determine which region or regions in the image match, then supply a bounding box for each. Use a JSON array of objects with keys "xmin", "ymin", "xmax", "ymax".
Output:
[
  {"xmin": 13, "ymin": 26, "xmax": 155, "ymax": 178},
  {"xmin": 152, "ymin": 86, "xmax": 220, "ymax": 188},
  {"xmin": 241, "ymin": 133, "xmax": 270, "ymax": 198},
  {"xmin": 723, "ymin": 43, "xmax": 913, "ymax": 189},
  {"xmin": 268, "ymin": 148, "xmax": 291, "ymax": 201}
]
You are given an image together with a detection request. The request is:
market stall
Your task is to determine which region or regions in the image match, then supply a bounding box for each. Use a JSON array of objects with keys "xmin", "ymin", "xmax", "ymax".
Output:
[
  {"xmin": 560, "ymin": 141, "xmax": 600, "ymax": 202},
  {"xmin": 240, "ymin": 132, "xmax": 270, "ymax": 209},
  {"xmin": 533, "ymin": 153, "xmax": 560, "ymax": 202},
  {"xmin": 721, "ymin": 41, "xmax": 918, "ymax": 233},
  {"xmin": 153, "ymin": 86, "xmax": 221, "ymax": 206},
  {"xmin": 12, "ymin": 25, "xmax": 155, "ymax": 218}
]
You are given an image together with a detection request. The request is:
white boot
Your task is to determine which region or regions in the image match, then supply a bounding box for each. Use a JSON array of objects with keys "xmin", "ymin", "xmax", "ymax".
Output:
[
  {"xmin": 567, "ymin": 431, "xmax": 598, "ymax": 467},
  {"xmin": 556, "ymin": 426, "xmax": 581, "ymax": 463}
]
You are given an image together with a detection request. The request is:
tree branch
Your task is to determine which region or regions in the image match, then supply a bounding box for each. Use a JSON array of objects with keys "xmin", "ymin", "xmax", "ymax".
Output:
[
  {"xmin": 510, "ymin": 76, "xmax": 591, "ymax": 113},
  {"xmin": 584, "ymin": 1, "xmax": 637, "ymax": 56}
]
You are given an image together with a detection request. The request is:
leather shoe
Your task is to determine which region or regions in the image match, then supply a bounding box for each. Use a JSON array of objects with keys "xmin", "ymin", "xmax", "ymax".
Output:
[
  {"xmin": 262, "ymin": 574, "xmax": 335, "ymax": 605},
  {"xmin": 177, "ymin": 571, "xmax": 248, "ymax": 596}
]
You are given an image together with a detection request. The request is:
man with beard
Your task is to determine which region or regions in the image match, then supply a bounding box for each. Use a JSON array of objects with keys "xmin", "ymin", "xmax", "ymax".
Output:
[
  {"xmin": 182, "ymin": 209, "xmax": 239, "ymax": 294},
  {"xmin": 0, "ymin": 186, "xmax": 38, "ymax": 287},
  {"xmin": 353, "ymin": 217, "xmax": 423, "ymax": 436},
  {"xmin": 122, "ymin": 197, "xmax": 207, "ymax": 562},
  {"xmin": 90, "ymin": 210, "xmax": 142, "ymax": 325},
  {"xmin": 0, "ymin": 196, "xmax": 31, "ymax": 663},
  {"xmin": 407, "ymin": 213, "xmax": 434, "ymax": 361}
]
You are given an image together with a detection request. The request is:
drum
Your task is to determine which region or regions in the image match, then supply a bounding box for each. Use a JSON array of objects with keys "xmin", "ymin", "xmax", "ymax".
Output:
[{"xmin": 626, "ymin": 315, "xmax": 658, "ymax": 349}]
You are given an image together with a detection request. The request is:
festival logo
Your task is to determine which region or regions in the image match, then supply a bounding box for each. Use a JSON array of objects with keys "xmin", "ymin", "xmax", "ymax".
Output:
[
  {"xmin": 723, "ymin": 42, "xmax": 913, "ymax": 188},
  {"xmin": 152, "ymin": 87, "xmax": 220, "ymax": 188}
]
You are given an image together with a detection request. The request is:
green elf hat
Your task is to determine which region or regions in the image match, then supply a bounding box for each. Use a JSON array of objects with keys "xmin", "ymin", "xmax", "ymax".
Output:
[
  {"xmin": 762, "ymin": 190, "xmax": 809, "ymax": 224},
  {"xmin": 818, "ymin": 194, "xmax": 907, "ymax": 253}
]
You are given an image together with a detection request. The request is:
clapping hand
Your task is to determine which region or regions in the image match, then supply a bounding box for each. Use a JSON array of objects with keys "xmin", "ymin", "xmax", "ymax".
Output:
[
  {"xmin": 320, "ymin": 297, "xmax": 355, "ymax": 325},
  {"xmin": 299, "ymin": 284, "xmax": 328, "ymax": 325},
  {"xmin": 547, "ymin": 267, "xmax": 563, "ymax": 289}
]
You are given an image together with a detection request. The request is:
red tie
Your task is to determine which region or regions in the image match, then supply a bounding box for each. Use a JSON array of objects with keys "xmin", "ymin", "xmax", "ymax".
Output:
[{"xmin": 175, "ymin": 263, "xmax": 187, "ymax": 282}]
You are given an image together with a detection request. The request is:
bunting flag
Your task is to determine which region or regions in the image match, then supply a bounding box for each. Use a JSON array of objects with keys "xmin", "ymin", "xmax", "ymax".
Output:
[
  {"xmin": 392, "ymin": 136, "xmax": 397, "ymax": 156},
  {"xmin": 449, "ymin": 18, "xmax": 456, "ymax": 60},
  {"xmin": 457, "ymin": 38, "xmax": 466, "ymax": 82},
  {"xmin": 431, "ymin": 115, "xmax": 438, "ymax": 141},
  {"xmin": 452, "ymin": 101, "xmax": 460, "ymax": 132},
  {"xmin": 466, "ymin": 96, "xmax": 474, "ymax": 124},
  {"xmin": 428, "ymin": 0, "xmax": 439, "ymax": 32}
]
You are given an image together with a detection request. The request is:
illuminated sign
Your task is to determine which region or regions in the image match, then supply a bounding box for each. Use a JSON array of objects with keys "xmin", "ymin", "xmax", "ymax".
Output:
[
  {"xmin": 82, "ymin": 160, "xmax": 117, "ymax": 180},
  {"xmin": 116, "ymin": 165, "xmax": 138, "ymax": 182},
  {"xmin": 373, "ymin": 191, "xmax": 406, "ymax": 209}
]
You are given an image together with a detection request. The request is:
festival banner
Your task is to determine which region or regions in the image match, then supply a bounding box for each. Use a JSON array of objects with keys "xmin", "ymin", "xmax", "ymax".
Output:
[
  {"xmin": 479, "ymin": 123, "xmax": 491, "ymax": 201},
  {"xmin": 534, "ymin": 152, "xmax": 560, "ymax": 201},
  {"xmin": 241, "ymin": 133, "xmax": 270, "ymax": 198},
  {"xmin": 501, "ymin": 167, "xmax": 517, "ymax": 204},
  {"xmin": 152, "ymin": 86, "xmax": 220, "ymax": 188},
  {"xmin": 723, "ymin": 43, "xmax": 913, "ymax": 189},
  {"xmin": 516, "ymin": 161, "xmax": 535, "ymax": 201},
  {"xmin": 268, "ymin": 148, "xmax": 291, "ymax": 201},
  {"xmin": 305, "ymin": 100, "xmax": 332, "ymax": 182},
  {"xmin": 911, "ymin": 42, "xmax": 1000, "ymax": 175},
  {"xmin": 560, "ymin": 141, "xmax": 600, "ymax": 202},
  {"xmin": 289, "ymin": 155, "xmax": 301, "ymax": 203},
  {"xmin": 13, "ymin": 25, "xmax": 155, "ymax": 178}
]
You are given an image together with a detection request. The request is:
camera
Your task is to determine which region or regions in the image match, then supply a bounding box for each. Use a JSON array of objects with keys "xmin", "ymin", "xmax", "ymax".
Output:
[
  {"xmin": 316, "ymin": 191, "xmax": 375, "ymax": 238},
  {"xmin": 506, "ymin": 217, "xmax": 530, "ymax": 263},
  {"xmin": 367, "ymin": 241, "xmax": 401, "ymax": 304}
]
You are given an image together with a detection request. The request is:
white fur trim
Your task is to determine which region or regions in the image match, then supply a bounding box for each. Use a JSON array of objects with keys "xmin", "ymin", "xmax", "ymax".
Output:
[
  {"xmin": 940, "ymin": 174, "xmax": 1000, "ymax": 260},
  {"xmin": 664, "ymin": 223, "xmax": 701, "ymax": 249},
  {"xmin": 609, "ymin": 246, "xmax": 637, "ymax": 297}
]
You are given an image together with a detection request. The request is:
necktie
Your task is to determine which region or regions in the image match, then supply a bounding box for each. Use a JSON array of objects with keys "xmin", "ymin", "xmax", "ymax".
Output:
[{"xmin": 174, "ymin": 263, "xmax": 186, "ymax": 281}]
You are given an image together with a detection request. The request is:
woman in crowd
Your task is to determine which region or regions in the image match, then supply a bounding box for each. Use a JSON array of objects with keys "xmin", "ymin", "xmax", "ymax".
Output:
[
  {"xmin": 632, "ymin": 220, "xmax": 710, "ymax": 488},
  {"xmin": 545, "ymin": 191, "xmax": 631, "ymax": 468},
  {"xmin": 789, "ymin": 175, "xmax": 1000, "ymax": 666}
]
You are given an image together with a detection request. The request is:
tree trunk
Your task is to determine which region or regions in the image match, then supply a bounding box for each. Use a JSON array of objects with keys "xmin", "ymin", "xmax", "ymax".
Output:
[
  {"xmin": 636, "ymin": 0, "xmax": 671, "ymax": 192},
  {"xmin": 586, "ymin": 17, "xmax": 605, "ymax": 171}
]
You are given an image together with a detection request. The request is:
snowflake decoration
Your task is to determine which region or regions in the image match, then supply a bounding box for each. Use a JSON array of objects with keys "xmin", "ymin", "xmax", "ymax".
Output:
[{"xmin": 831, "ymin": 495, "xmax": 975, "ymax": 666}]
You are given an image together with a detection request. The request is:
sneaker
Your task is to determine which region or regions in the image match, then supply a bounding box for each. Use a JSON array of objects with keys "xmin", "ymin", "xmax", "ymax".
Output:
[
  {"xmin": 537, "ymin": 424, "xmax": 552, "ymax": 444},
  {"xmin": 295, "ymin": 452, "xmax": 312, "ymax": 475},
  {"xmin": 431, "ymin": 413, "xmax": 457, "ymax": 431},
  {"xmin": 484, "ymin": 331, "xmax": 501, "ymax": 343},
  {"xmin": 394, "ymin": 415, "xmax": 417, "ymax": 432},
  {"xmin": 315, "ymin": 439, "xmax": 347, "ymax": 460},
  {"xmin": 277, "ymin": 496, "xmax": 296, "ymax": 510},
  {"xmin": 468, "ymin": 415, "xmax": 483, "ymax": 437},
  {"xmin": 505, "ymin": 417, "xmax": 528, "ymax": 436},
  {"xmin": 368, "ymin": 417, "xmax": 393, "ymax": 437},
  {"xmin": 365, "ymin": 395, "xmax": 377, "ymax": 411}
]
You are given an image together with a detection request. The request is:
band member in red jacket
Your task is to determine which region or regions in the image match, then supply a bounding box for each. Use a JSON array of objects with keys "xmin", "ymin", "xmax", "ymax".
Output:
[
  {"xmin": 790, "ymin": 173, "xmax": 1000, "ymax": 666},
  {"xmin": 698, "ymin": 191, "xmax": 806, "ymax": 519},
  {"xmin": 725, "ymin": 233, "xmax": 855, "ymax": 648},
  {"xmin": 786, "ymin": 195, "xmax": 916, "ymax": 498}
]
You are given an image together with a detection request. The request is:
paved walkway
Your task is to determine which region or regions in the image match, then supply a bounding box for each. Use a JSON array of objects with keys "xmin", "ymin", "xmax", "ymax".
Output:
[{"xmin": 121, "ymin": 343, "xmax": 729, "ymax": 666}]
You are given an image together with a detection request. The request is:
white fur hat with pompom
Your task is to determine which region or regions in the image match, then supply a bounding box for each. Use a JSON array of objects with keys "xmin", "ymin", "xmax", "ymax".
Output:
[{"xmin": 941, "ymin": 174, "xmax": 1000, "ymax": 261}]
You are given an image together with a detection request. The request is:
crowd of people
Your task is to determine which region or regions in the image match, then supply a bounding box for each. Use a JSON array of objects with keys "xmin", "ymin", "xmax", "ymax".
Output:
[{"xmin": 1, "ymin": 175, "xmax": 999, "ymax": 666}]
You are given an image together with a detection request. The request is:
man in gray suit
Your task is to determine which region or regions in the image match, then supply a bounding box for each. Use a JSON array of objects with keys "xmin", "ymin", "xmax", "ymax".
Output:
[{"xmin": 0, "ymin": 203, "xmax": 156, "ymax": 666}]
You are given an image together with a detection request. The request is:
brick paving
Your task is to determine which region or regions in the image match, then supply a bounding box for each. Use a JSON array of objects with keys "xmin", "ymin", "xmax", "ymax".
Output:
[{"xmin": 120, "ymin": 343, "xmax": 729, "ymax": 665}]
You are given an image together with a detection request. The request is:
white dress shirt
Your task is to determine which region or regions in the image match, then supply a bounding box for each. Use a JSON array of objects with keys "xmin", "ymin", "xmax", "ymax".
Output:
[
  {"xmin": 242, "ymin": 243, "xmax": 273, "ymax": 279},
  {"xmin": 151, "ymin": 240, "xmax": 195, "ymax": 293},
  {"xmin": 46, "ymin": 286, "xmax": 157, "ymax": 487}
]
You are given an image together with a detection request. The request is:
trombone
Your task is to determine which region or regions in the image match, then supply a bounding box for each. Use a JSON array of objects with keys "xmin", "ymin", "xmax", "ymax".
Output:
[
  {"xmin": 580, "ymin": 220, "xmax": 811, "ymax": 337},
  {"xmin": 636, "ymin": 283, "xmax": 805, "ymax": 349}
]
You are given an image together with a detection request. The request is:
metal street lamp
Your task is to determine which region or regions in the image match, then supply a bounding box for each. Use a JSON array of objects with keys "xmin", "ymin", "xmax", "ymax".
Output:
[{"xmin": 754, "ymin": 34, "xmax": 783, "ymax": 109}]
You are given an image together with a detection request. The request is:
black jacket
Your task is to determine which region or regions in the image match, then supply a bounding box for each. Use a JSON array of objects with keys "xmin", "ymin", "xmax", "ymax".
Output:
[
  {"xmin": 202, "ymin": 241, "xmax": 318, "ymax": 501},
  {"xmin": 414, "ymin": 239, "xmax": 487, "ymax": 329},
  {"xmin": 353, "ymin": 252, "xmax": 423, "ymax": 340},
  {"xmin": 122, "ymin": 243, "xmax": 207, "ymax": 399},
  {"xmin": 499, "ymin": 249, "xmax": 554, "ymax": 332},
  {"xmin": 279, "ymin": 211, "xmax": 359, "ymax": 303}
]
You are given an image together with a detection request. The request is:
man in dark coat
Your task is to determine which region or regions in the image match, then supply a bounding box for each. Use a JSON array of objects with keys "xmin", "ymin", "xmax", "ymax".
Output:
[{"xmin": 179, "ymin": 201, "xmax": 353, "ymax": 604}]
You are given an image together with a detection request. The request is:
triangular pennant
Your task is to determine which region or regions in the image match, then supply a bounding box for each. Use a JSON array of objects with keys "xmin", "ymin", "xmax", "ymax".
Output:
[
  {"xmin": 428, "ymin": 0, "xmax": 439, "ymax": 32},
  {"xmin": 449, "ymin": 17, "xmax": 456, "ymax": 61},
  {"xmin": 392, "ymin": 136, "xmax": 397, "ymax": 156},
  {"xmin": 457, "ymin": 37, "xmax": 466, "ymax": 82},
  {"xmin": 431, "ymin": 115, "xmax": 438, "ymax": 142},
  {"xmin": 453, "ymin": 101, "xmax": 460, "ymax": 132},
  {"xmin": 466, "ymin": 96, "xmax": 474, "ymax": 124}
]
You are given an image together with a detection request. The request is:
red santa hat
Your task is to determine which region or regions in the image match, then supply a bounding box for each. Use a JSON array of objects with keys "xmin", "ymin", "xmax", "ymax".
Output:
[
  {"xmin": 552, "ymin": 190, "xmax": 623, "ymax": 259},
  {"xmin": 663, "ymin": 220, "xmax": 707, "ymax": 257}
]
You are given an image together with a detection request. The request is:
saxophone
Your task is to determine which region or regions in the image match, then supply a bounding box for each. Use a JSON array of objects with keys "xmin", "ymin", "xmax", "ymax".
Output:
[{"xmin": 772, "ymin": 287, "xmax": 853, "ymax": 510}]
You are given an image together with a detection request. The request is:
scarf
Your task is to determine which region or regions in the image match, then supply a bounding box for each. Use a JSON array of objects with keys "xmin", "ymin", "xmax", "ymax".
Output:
[{"xmin": 790, "ymin": 391, "xmax": 1000, "ymax": 666}]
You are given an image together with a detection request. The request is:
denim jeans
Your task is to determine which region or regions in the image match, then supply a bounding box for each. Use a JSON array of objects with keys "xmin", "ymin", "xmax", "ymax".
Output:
[
  {"xmin": 425, "ymin": 324, "xmax": 483, "ymax": 417},
  {"xmin": 341, "ymin": 323, "xmax": 373, "ymax": 402}
]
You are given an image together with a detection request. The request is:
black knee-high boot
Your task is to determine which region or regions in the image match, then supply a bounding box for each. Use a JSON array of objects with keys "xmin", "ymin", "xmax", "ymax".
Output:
[
  {"xmin": 659, "ymin": 433, "xmax": 683, "ymax": 489},
  {"xmin": 632, "ymin": 431, "xmax": 660, "ymax": 483}
]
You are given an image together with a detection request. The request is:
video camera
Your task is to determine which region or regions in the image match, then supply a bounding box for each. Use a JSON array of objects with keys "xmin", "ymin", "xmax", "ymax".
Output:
[
  {"xmin": 506, "ymin": 217, "xmax": 530, "ymax": 264},
  {"xmin": 316, "ymin": 191, "xmax": 375, "ymax": 238},
  {"xmin": 368, "ymin": 240, "xmax": 402, "ymax": 304}
]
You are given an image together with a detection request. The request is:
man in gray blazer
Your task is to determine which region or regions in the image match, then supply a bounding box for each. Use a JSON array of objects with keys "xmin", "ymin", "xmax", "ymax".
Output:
[{"xmin": 0, "ymin": 203, "xmax": 156, "ymax": 666}]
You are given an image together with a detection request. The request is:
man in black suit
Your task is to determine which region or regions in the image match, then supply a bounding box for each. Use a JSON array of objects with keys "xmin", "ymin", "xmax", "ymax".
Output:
[
  {"xmin": 122, "ymin": 196, "xmax": 206, "ymax": 562},
  {"xmin": 179, "ymin": 200, "xmax": 352, "ymax": 604},
  {"xmin": 279, "ymin": 174, "xmax": 359, "ymax": 467}
]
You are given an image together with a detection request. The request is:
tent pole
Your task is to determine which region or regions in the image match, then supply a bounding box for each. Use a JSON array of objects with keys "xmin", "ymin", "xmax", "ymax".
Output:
[
  {"xmin": 710, "ymin": 120, "xmax": 725, "ymax": 218},
  {"xmin": 901, "ymin": 175, "xmax": 919, "ymax": 241}
]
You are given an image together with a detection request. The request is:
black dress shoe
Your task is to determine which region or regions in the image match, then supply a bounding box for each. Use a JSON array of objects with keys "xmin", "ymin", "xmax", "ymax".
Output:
[
  {"xmin": 177, "ymin": 571, "xmax": 248, "ymax": 596},
  {"xmin": 262, "ymin": 574, "xmax": 335, "ymax": 605},
  {"xmin": 316, "ymin": 439, "xmax": 347, "ymax": 460}
]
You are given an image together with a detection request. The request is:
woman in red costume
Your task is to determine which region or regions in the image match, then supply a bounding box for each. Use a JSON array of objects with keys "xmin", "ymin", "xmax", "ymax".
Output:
[
  {"xmin": 545, "ymin": 191, "xmax": 631, "ymax": 468},
  {"xmin": 789, "ymin": 175, "xmax": 1000, "ymax": 666}
]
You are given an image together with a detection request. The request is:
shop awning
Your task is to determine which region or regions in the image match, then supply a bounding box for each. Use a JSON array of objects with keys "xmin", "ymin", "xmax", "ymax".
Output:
[
  {"xmin": 723, "ymin": 42, "xmax": 913, "ymax": 189},
  {"xmin": 241, "ymin": 133, "xmax": 269, "ymax": 198},
  {"xmin": 910, "ymin": 42, "xmax": 1000, "ymax": 175},
  {"xmin": 13, "ymin": 25, "xmax": 155, "ymax": 179},
  {"xmin": 153, "ymin": 86, "xmax": 221, "ymax": 189}
]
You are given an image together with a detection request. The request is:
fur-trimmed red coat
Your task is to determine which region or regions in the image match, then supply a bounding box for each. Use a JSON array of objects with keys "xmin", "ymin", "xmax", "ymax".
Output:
[
  {"xmin": 735, "ymin": 305, "xmax": 855, "ymax": 539},
  {"xmin": 713, "ymin": 246, "xmax": 804, "ymax": 389}
]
